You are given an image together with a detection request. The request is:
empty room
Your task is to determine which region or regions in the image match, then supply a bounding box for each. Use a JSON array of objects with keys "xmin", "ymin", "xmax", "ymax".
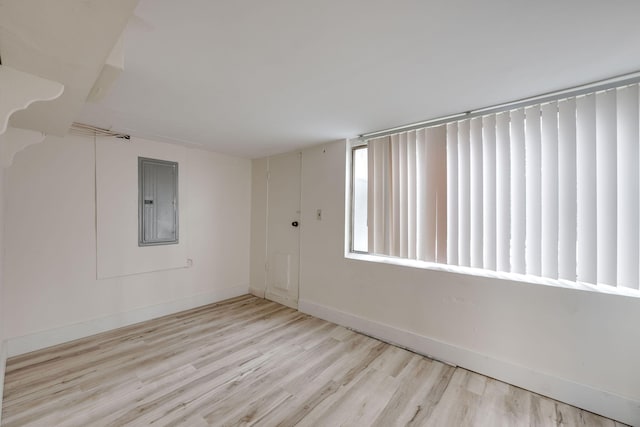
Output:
[{"xmin": 1, "ymin": 0, "xmax": 639, "ymax": 426}]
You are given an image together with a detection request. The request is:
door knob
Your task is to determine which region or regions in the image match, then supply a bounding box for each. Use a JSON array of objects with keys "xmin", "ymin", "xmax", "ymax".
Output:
[{"xmin": 291, "ymin": 221, "xmax": 299, "ymax": 227}]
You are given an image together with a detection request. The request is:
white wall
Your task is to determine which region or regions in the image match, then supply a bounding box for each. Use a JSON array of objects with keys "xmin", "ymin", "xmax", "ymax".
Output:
[
  {"xmin": 250, "ymin": 139, "xmax": 640, "ymax": 425},
  {"xmin": 4, "ymin": 133, "xmax": 251, "ymax": 353},
  {"xmin": 249, "ymin": 158, "xmax": 267, "ymax": 298},
  {"xmin": 95, "ymin": 138, "xmax": 189, "ymax": 278},
  {"xmin": 0, "ymin": 166, "xmax": 6, "ymax": 425}
]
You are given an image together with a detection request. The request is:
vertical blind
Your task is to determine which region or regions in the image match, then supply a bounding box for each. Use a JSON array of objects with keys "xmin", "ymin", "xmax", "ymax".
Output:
[{"xmin": 365, "ymin": 83, "xmax": 640, "ymax": 291}]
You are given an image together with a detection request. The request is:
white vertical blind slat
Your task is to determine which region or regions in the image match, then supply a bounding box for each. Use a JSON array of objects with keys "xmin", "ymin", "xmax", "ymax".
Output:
[
  {"xmin": 424, "ymin": 127, "xmax": 440, "ymax": 262},
  {"xmin": 525, "ymin": 105, "xmax": 542, "ymax": 276},
  {"xmin": 482, "ymin": 115, "xmax": 497, "ymax": 271},
  {"xmin": 384, "ymin": 140, "xmax": 393, "ymax": 254},
  {"xmin": 576, "ymin": 94, "xmax": 598, "ymax": 284},
  {"xmin": 470, "ymin": 117, "xmax": 483, "ymax": 268},
  {"xmin": 510, "ymin": 109, "xmax": 526, "ymax": 274},
  {"xmin": 616, "ymin": 84, "xmax": 640, "ymax": 289},
  {"xmin": 458, "ymin": 120, "xmax": 471, "ymax": 267},
  {"xmin": 558, "ymin": 99, "xmax": 577, "ymax": 281},
  {"xmin": 541, "ymin": 102, "xmax": 559, "ymax": 279},
  {"xmin": 416, "ymin": 129, "xmax": 427, "ymax": 261},
  {"xmin": 398, "ymin": 133, "xmax": 408, "ymax": 258},
  {"xmin": 446, "ymin": 123, "xmax": 459, "ymax": 265},
  {"xmin": 433, "ymin": 125, "xmax": 448, "ymax": 263},
  {"xmin": 495, "ymin": 112, "xmax": 510, "ymax": 272},
  {"xmin": 391, "ymin": 134, "xmax": 401, "ymax": 257},
  {"xmin": 596, "ymin": 90, "xmax": 617, "ymax": 286},
  {"xmin": 407, "ymin": 131, "xmax": 417, "ymax": 259}
]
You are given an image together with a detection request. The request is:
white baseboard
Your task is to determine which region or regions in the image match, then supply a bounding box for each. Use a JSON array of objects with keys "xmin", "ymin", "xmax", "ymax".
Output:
[
  {"xmin": 264, "ymin": 291, "xmax": 298, "ymax": 309},
  {"xmin": 299, "ymin": 298, "xmax": 640, "ymax": 426},
  {"xmin": 7, "ymin": 284, "xmax": 249, "ymax": 358},
  {"xmin": 250, "ymin": 287, "xmax": 297, "ymax": 309},
  {"xmin": 250, "ymin": 286, "xmax": 265, "ymax": 299}
]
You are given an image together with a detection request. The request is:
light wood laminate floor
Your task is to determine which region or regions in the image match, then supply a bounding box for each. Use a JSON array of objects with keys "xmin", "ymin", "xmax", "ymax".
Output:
[{"xmin": 2, "ymin": 295, "xmax": 626, "ymax": 426}]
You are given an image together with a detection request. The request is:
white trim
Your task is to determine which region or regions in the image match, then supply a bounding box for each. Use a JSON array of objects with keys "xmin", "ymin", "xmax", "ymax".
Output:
[
  {"xmin": 250, "ymin": 286, "xmax": 265, "ymax": 299},
  {"xmin": 265, "ymin": 291, "xmax": 298, "ymax": 310},
  {"xmin": 0, "ymin": 127, "xmax": 46, "ymax": 168},
  {"xmin": 7, "ymin": 284, "xmax": 249, "ymax": 357},
  {"xmin": 0, "ymin": 65, "xmax": 64, "ymax": 136},
  {"xmin": 299, "ymin": 298, "xmax": 640, "ymax": 426},
  {"xmin": 345, "ymin": 252, "xmax": 640, "ymax": 299}
]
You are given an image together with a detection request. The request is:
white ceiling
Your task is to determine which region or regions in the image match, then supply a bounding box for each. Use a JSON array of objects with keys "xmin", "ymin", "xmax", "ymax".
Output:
[
  {"xmin": 78, "ymin": 0, "xmax": 640, "ymax": 158},
  {"xmin": 1, "ymin": 0, "xmax": 138, "ymax": 135}
]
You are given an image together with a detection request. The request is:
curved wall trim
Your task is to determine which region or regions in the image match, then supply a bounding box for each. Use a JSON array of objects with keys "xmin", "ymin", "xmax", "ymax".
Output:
[
  {"xmin": 0, "ymin": 127, "xmax": 47, "ymax": 168},
  {"xmin": 0, "ymin": 65, "xmax": 64, "ymax": 136}
]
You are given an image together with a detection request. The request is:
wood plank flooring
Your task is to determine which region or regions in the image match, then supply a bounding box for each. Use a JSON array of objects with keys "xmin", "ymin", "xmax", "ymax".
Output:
[{"xmin": 2, "ymin": 295, "xmax": 627, "ymax": 426}]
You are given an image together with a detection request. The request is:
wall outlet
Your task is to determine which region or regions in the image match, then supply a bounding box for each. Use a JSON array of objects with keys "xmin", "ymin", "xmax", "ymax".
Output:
[{"xmin": 186, "ymin": 258, "xmax": 193, "ymax": 267}]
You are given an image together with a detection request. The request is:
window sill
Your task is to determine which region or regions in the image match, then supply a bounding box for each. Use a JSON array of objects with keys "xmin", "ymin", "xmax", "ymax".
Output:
[{"xmin": 345, "ymin": 252, "xmax": 640, "ymax": 299}]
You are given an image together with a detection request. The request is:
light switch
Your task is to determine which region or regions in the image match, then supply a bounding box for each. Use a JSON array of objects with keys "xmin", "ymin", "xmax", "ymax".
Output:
[{"xmin": 316, "ymin": 209, "xmax": 322, "ymax": 220}]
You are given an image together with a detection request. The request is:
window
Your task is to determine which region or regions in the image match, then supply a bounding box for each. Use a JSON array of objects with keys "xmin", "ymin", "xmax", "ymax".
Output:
[
  {"xmin": 352, "ymin": 146, "xmax": 368, "ymax": 252},
  {"xmin": 351, "ymin": 81, "xmax": 640, "ymax": 294},
  {"xmin": 138, "ymin": 157, "xmax": 179, "ymax": 246}
]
